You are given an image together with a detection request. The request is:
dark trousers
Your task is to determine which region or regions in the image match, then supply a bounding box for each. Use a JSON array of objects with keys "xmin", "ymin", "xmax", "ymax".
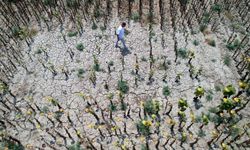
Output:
[{"xmin": 115, "ymin": 35, "xmax": 127, "ymax": 49}]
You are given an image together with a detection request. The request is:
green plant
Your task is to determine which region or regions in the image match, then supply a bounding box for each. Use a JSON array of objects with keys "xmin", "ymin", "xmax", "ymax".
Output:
[
  {"xmin": 93, "ymin": 55, "xmax": 100, "ymax": 71},
  {"xmin": 147, "ymin": 10, "xmax": 154, "ymax": 22},
  {"xmin": 178, "ymin": 98, "xmax": 188, "ymax": 111},
  {"xmin": 200, "ymin": 24, "xmax": 207, "ymax": 32},
  {"xmin": 180, "ymin": 132, "xmax": 187, "ymax": 142},
  {"xmin": 206, "ymin": 93, "xmax": 213, "ymax": 101},
  {"xmin": 230, "ymin": 125, "xmax": 241, "ymax": 139},
  {"xmin": 188, "ymin": 51, "xmax": 195, "ymax": 60},
  {"xmin": 195, "ymin": 115, "xmax": 202, "ymax": 123},
  {"xmin": 197, "ymin": 129, "xmax": 206, "ymax": 137},
  {"xmin": 158, "ymin": 61, "xmax": 168, "ymax": 70},
  {"xmin": 219, "ymin": 97, "xmax": 240, "ymax": 112},
  {"xmin": 225, "ymin": 11, "xmax": 234, "ymax": 21},
  {"xmin": 77, "ymin": 68, "xmax": 85, "ymax": 77},
  {"xmin": 246, "ymin": 87, "xmax": 250, "ymax": 96},
  {"xmin": 43, "ymin": 0, "xmax": 56, "ymax": 6},
  {"xmin": 226, "ymin": 43, "xmax": 235, "ymax": 51},
  {"xmin": 89, "ymin": 69, "xmax": 96, "ymax": 86},
  {"xmin": 177, "ymin": 48, "xmax": 188, "ymax": 59},
  {"xmin": 11, "ymin": 26, "xmax": 21, "ymax": 37},
  {"xmin": 149, "ymin": 31, "xmax": 156, "ymax": 38},
  {"xmin": 211, "ymin": 59, "xmax": 217, "ymax": 62},
  {"xmin": 223, "ymin": 85, "xmax": 236, "ymax": 97},
  {"xmin": 226, "ymin": 39, "xmax": 240, "ymax": 51},
  {"xmin": 41, "ymin": 106, "xmax": 49, "ymax": 113},
  {"xmin": 54, "ymin": 110, "xmax": 64, "ymax": 120},
  {"xmin": 117, "ymin": 80, "xmax": 129, "ymax": 94},
  {"xmin": 175, "ymin": 73, "xmax": 182, "ymax": 83},
  {"xmin": 120, "ymin": 100, "xmax": 127, "ymax": 111},
  {"xmin": 67, "ymin": 31, "xmax": 78, "ymax": 37},
  {"xmin": 191, "ymin": 30, "xmax": 197, "ymax": 35},
  {"xmin": 100, "ymin": 26, "xmax": 106, "ymax": 31},
  {"xmin": 0, "ymin": 82, "xmax": 8, "ymax": 94},
  {"xmin": 193, "ymin": 40, "xmax": 199, "ymax": 46},
  {"xmin": 228, "ymin": 114, "xmax": 241, "ymax": 125},
  {"xmin": 130, "ymin": 70, "xmax": 136, "ymax": 75},
  {"xmin": 109, "ymin": 103, "xmax": 117, "ymax": 111},
  {"xmin": 141, "ymin": 57, "xmax": 147, "ymax": 62},
  {"xmin": 108, "ymin": 61, "xmax": 114, "ymax": 66},
  {"xmin": 68, "ymin": 142, "xmax": 83, "ymax": 150},
  {"xmin": 0, "ymin": 139, "xmax": 24, "ymax": 150},
  {"xmin": 107, "ymin": 93, "xmax": 114, "ymax": 100},
  {"xmin": 178, "ymin": 110, "xmax": 186, "ymax": 121},
  {"xmin": 167, "ymin": 60, "xmax": 171, "ymax": 65},
  {"xmin": 208, "ymin": 107, "xmax": 219, "ymax": 114},
  {"xmin": 35, "ymin": 48, "xmax": 43, "ymax": 54},
  {"xmin": 202, "ymin": 12, "xmax": 210, "ymax": 24},
  {"xmin": 154, "ymin": 37, "xmax": 157, "ymax": 42},
  {"xmin": 141, "ymin": 144, "xmax": 148, "ymax": 150},
  {"xmin": 195, "ymin": 67, "xmax": 202, "ymax": 80},
  {"xmin": 221, "ymin": 143, "xmax": 230, "ymax": 150},
  {"xmin": 28, "ymin": 28, "xmax": 38, "ymax": 38},
  {"xmin": 212, "ymin": 4, "xmax": 222, "ymax": 13},
  {"xmin": 131, "ymin": 12, "xmax": 140, "ymax": 22},
  {"xmin": 223, "ymin": 54, "xmax": 232, "ymax": 66},
  {"xmin": 238, "ymin": 81, "xmax": 248, "ymax": 89},
  {"xmin": 149, "ymin": 57, "xmax": 156, "ymax": 64},
  {"xmin": 47, "ymin": 97, "xmax": 59, "ymax": 106},
  {"xmin": 76, "ymin": 43, "xmax": 84, "ymax": 51},
  {"xmin": 232, "ymin": 39, "xmax": 240, "ymax": 48},
  {"xmin": 96, "ymin": 34, "xmax": 102, "ymax": 39},
  {"xmin": 137, "ymin": 120, "xmax": 151, "ymax": 136},
  {"xmin": 219, "ymin": 98, "xmax": 234, "ymax": 110},
  {"xmin": 162, "ymin": 86, "xmax": 171, "ymax": 97},
  {"xmin": 66, "ymin": 0, "xmax": 78, "ymax": 8},
  {"xmin": 143, "ymin": 99, "xmax": 160, "ymax": 116},
  {"xmin": 194, "ymin": 86, "xmax": 205, "ymax": 97},
  {"xmin": 202, "ymin": 114, "xmax": 209, "ymax": 125},
  {"xmin": 207, "ymin": 39, "xmax": 216, "ymax": 47},
  {"xmin": 92, "ymin": 22, "xmax": 98, "ymax": 30},
  {"xmin": 94, "ymin": 9, "xmax": 101, "ymax": 18},
  {"xmin": 11, "ymin": 26, "xmax": 33, "ymax": 39},
  {"xmin": 210, "ymin": 114, "xmax": 224, "ymax": 125}
]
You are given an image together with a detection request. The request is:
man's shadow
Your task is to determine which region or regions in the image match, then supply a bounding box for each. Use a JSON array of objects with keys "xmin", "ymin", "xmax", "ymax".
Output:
[{"xmin": 117, "ymin": 46, "xmax": 131, "ymax": 56}]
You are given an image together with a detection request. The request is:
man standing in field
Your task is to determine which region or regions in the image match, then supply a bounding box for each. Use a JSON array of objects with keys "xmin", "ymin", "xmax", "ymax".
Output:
[{"xmin": 115, "ymin": 22, "xmax": 128, "ymax": 50}]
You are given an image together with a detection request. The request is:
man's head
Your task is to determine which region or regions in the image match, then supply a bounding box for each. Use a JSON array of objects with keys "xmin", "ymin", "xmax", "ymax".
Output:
[{"xmin": 121, "ymin": 22, "xmax": 126, "ymax": 28}]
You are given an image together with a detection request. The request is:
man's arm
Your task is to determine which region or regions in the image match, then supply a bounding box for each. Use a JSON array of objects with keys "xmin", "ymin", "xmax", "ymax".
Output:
[{"xmin": 116, "ymin": 26, "xmax": 122, "ymax": 35}]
